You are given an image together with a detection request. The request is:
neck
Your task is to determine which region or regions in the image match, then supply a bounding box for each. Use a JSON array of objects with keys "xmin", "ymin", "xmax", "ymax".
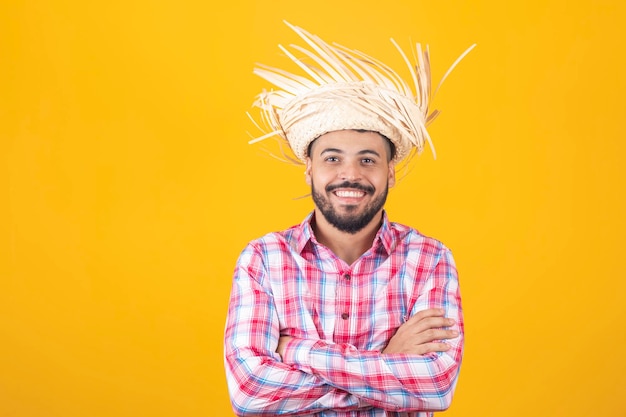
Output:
[{"xmin": 312, "ymin": 209, "xmax": 384, "ymax": 265}]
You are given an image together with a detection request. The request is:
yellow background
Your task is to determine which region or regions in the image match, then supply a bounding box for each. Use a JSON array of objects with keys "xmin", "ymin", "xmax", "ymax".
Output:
[{"xmin": 1, "ymin": 0, "xmax": 625, "ymax": 416}]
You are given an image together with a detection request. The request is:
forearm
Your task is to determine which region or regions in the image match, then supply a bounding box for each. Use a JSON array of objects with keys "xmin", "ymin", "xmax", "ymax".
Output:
[{"xmin": 280, "ymin": 336, "xmax": 461, "ymax": 411}]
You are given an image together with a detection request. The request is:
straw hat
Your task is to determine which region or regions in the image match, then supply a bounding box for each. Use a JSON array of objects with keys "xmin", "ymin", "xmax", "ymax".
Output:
[{"xmin": 248, "ymin": 21, "xmax": 475, "ymax": 165}]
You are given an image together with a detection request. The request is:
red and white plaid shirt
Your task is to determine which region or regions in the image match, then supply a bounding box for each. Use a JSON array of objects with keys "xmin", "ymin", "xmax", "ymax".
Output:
[{"xmin": 224, "ymin": 211, "xmax": 464, "ymax": 416}]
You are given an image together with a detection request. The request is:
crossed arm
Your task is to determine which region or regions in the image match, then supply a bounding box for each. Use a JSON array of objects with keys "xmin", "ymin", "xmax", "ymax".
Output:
[
  {"xmin": 277, "ymin": 308, "xmax": 458, "ymax": 358},
  {"xmin": 224, "ymin": 247, "xmax": 463, "ymax": 416}
]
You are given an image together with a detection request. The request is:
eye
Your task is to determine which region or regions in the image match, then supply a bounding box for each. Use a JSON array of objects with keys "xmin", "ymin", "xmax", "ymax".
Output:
[
  {"xmin": 324, "ymin": 156, "xmax": 339, "ymax": 163},
  {"xmin": 361, "ymin": 158, "xmax": 375, "ymax": 164}
]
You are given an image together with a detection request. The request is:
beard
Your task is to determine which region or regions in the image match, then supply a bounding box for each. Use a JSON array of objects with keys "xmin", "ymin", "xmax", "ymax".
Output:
[{"xmin": 311, "ymin": 180, "xmax": 389, "ymax": 234}]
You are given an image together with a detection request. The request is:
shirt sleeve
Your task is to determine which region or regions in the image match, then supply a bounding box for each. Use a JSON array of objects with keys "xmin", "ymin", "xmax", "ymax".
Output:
[
  {"xmin": 223, "ymin": 243, "xmax": 371, "ymax": 416},
  {"xmin": 280, "ymin": 248, "xmax": 464, "ymax": 412}
]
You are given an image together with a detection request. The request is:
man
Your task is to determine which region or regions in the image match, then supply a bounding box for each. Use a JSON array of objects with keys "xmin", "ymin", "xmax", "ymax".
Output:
[{"xmin": 224, "ymin": 21, "xmax": 473, "ymax": 417}]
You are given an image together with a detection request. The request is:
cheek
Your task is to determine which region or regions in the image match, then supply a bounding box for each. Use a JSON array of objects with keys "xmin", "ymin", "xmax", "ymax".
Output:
[
  {"xmin": 309, "ymin": 167, "xmax": 335, "ymax": 186},
  {"xmin": 371, "ymin": 170, "xmax": 391, "ymax": 187}
]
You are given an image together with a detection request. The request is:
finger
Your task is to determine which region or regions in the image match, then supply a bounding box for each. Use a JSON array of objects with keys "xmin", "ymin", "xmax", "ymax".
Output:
[
  {"xmin": 412, "ymin": 329, "xmax": 459, "ymax": 345},
  {"xmin": 407, "ymin": 308, "xmax": 446, "ymax": 324},
  {"xmin": 413, "ymin": 342, "xmax": 452, "ymax": 356},
  {"xmin": 404, "ymin": 316, "xmax": 456, "ymax": 333}
]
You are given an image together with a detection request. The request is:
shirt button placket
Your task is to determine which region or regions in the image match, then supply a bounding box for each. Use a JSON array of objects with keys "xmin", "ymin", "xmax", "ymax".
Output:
[{"xmin": 340, "ymin": 272, "xmax": 351, "ymax": 320}]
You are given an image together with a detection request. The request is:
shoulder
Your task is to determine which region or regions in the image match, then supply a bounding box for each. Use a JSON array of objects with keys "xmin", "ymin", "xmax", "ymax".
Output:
[
  {"xmin": 388, "ymin": 221, "xmax": 458, "ymax": 280},
  {"xmin": 238, "ymin": 222, "xmax": 303, "ymax": 258},
  {"xmin": 234, "ymin": 223, "xmax": 307, "ymax": 282},
  {"xmin": 389, "ymin": 220, "xmax": 451, "ymax": 256}
]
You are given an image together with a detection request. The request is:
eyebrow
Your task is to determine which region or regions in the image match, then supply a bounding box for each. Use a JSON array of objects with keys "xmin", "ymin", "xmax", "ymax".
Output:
[{"xmin": 319, "ymin": 148, "xmax": 382, "ymax": 157}]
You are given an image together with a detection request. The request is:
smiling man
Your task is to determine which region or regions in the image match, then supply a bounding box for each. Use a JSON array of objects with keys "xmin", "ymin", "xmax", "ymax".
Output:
[
  {"xmin": 306, "ymin": 130, "xmax": 396, "ymax": 264},
  {"xmin": 224, "ymin": 22, "xmax": 473, "ymax": 417}
]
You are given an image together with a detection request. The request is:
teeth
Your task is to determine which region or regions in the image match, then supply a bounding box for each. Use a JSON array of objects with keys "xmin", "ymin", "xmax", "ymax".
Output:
[{"xmin": 335, "ymin": 190, "xmax": 365, "ymax": 198}]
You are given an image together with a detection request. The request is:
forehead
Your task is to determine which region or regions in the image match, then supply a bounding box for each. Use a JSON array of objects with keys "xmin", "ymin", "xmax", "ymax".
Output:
[{"xmin": 309, "ymin": 130, "xmax": 390, "ymax": 156}]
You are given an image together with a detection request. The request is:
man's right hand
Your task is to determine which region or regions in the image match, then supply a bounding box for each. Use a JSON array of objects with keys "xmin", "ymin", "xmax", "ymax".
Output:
[{"xmin": 381, "ymin": 308, "xmax": 459, "ymax": 355}]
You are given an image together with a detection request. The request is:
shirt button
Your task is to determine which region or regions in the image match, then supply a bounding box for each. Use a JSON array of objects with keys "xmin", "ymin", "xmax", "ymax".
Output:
[
  {"xmin": 341, "ymin": 313, "xmax": 349, "ymax": 320},
  {"xmin": 343, "ymin": 273, "xmax": 351, "ymax": 281}
]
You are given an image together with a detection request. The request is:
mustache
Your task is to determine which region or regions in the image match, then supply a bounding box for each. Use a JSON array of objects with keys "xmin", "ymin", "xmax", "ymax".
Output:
[{"xmin": 326, "ymin": 181, "xmax": 375, "ymax": 194}]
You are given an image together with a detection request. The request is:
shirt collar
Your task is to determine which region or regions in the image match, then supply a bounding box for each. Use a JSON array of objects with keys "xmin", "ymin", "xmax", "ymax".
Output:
[
  {"xmin": 294, "ymin": 210, "xmax": 396, "ymax": 256},
  {"xmin": 294, "ymin": 211, "xmax": 316, "ymax": 254},
  {"xmin": 375, "ymin": 210, "xmax": 396, "ymax": 255}
]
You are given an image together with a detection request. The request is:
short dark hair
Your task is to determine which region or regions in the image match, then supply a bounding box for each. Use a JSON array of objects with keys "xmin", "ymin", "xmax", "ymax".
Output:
[{"xmin": 306, "ymin": 130, "xmax": 396, "ymax": 161}]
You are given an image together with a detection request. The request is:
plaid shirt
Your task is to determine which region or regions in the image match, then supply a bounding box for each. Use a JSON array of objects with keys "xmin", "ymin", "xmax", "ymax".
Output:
[{"xmin": 224, "ymin": 211, "xmax": 463, "ymax": 417}]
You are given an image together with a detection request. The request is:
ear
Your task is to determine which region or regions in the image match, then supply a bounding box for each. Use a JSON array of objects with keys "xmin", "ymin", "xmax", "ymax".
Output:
[
  {"xmin": 387, "ymin": 161, "xmax": 396, "ymax": 188},
  {"xmin": 305, "ymin": 158, "xmax": 312, "ymax": 186}
]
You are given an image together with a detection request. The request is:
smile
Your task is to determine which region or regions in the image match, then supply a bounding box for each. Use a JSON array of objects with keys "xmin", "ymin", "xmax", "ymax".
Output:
[{"xmin": 334, "ymin": 190, "xmax": 366, "ymax": 198}]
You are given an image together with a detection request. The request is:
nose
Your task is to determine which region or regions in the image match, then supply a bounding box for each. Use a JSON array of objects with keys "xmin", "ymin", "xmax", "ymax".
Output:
[{"xmin": 339, "ymin": 160, "xmax": 361, "ymax": 181}]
